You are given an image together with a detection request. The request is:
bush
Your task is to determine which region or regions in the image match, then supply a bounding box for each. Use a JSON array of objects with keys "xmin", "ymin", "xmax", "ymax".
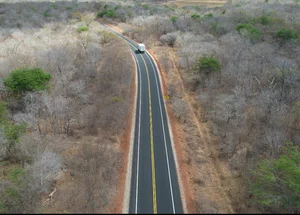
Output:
[
  {"xmin": 276, "ymin": 28, "xmax": 298, "ymax": 41},
  {"xmin": 197, "ymin": 56, "xmax": 221, "ymax": 74},
  {"xmin": 106, "ymin": 10, "xmax": 116, "ymax": 18},
  {"xmin": 97, "ymin": 9, "xmax": 116, "ymax": 18},
  {"xmin": 77, "ymin": 26, "xmax": 89, "ymax": 32},
  {"xmin": 3, "ymin": 68, "xmax": 51, "ymax": 93},
  {"xmin": 260, "ymin": 15, "xmax": 271, "ymax": 25},
  {"xmin": 0, "ymin": 102, "xmax": 26, "ymax": 158},
  {"xmin": 191, "ymin": 14, "xmax": 201, "ymax": 20},
  {"xmin": 171, "ymin": 16, "xmax": 178, "ymax": 23},
  {"xmin": 236, "ymin": 23, "xmax": 262, "ymax": 40},
  {"xmin": 250, "ymin": 142, "xmax": 300, "ymax": 211},
  {"xmin": 97, "ymin": 10, "xmax": 107, "ymax": 18}
]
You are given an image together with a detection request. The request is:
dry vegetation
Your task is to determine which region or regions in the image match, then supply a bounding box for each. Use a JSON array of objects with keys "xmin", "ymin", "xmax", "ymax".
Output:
[
  {"xmin": 0, "ymin": 1, "xmax": 133, "ymax": 213},
  {"xmin": 104, "ymin": 0, "xmax": 300, "ymax": 213}
]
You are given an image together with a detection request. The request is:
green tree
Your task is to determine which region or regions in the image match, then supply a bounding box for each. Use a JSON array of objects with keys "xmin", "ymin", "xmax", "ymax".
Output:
[
  {"xmin": 251, "ymin": 142, "xmax": 300, "ymax": 212},
  {"xmin": 191, "ymin": 14, "xmax": 201, "ymax": 20},
  {"xmin": 276, "ymin": 28, "xmax": 298, "ymax": 42},
  {"xmin": 3, "ymin": 68, "xmax": 51, "ymax": 94},
  {"xmin": 197, "ymin": 56, "xmax": 221, "ymax": 74},
  {"xmin": 0, "ymin": 102, "xmax": 26, "ymax": 158},
  {"xmin": 260, "ymin": 15, "xmax": 271, "ymax": 25},
  {"xmin": 236, "ymin": 23, "xmax": 262, "ymax": 41}
]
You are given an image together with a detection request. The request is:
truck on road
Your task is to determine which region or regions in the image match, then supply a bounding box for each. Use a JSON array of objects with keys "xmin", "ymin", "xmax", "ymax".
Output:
[{"xmin": 138, "ymin": 44, "xmax": 145, "ymax": 53}]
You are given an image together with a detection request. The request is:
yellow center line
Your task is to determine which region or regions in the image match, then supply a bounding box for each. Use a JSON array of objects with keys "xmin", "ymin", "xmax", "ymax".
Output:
[
  {"xmin": 116, "ymin": 36, "xmax": 157, "ymax": 213},
  {"xmin": 140, "ymin": 54, "xmax": 157, "ymax": 214}
]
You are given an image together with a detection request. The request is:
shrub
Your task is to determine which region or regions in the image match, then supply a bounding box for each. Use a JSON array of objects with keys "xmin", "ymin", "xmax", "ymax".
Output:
[
  {"xmin": 191, "ymin": 14, "xmax": 201, "ymax": 20},
  {"xmin": 260, "ymin": 15, "xmax": 271, "ymax": 25},
  {"xmin": 202, "ymin": 13, "xmax": 213, "ymax": 20},
  {"xmin": 250, "ymin": 142, "xmax": 300, "ymax": 211},
  {"xmin": 236, "ymin": 23, "xmax": 262, "ymax": 40},
  {"xmin": 77, "ymin": 26, "xmax": 89, "ymax": 32},
  {"xmin": 276, "ymin": 28, "xmax": 298, "ymax": 41},
  {"xmin": 8, "ymin": 167, "xmax": 25, "ymax": 183},
  {"xmin": 3, "ymin": 68, "xmax": 51, "ymax": 93},
  {"xmin": 197, "ymin": 56, "xmax": 221, "ymax": 74},
  {"xmin": 0, "ymin": 102, "xmax": 26, "ymax": 157},
  {"xmin": 97, "ymin": 10, "xmax": 107, "ymax": 18},
  {"xmin": 171, "ymin": 16, "xmax": 178, "ymax": 23},
  {"xmin": 97, "ymin": 9, "xmax": 116, "ymax": 18},
  {"xmin": 143, "ymin": 4, "xmax": 149, "ymax": 10},
  {"xmin": 106, "ymin": 10, "xmax": 116, "ymax": 18}
]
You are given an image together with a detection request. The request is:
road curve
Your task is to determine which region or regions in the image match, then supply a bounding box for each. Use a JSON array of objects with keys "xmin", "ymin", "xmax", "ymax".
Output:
[{"xmin": 102, "ymin": 24, "xmax": 183, "ymax": 214}]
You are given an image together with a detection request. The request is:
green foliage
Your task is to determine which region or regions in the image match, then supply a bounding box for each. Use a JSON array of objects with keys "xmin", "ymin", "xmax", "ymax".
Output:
[
  {"xmin": 3, "ymin": 68, "xmax": 51, "ymax": 93},
  {"xmin": 260, "ymin": 15, "xmax": 271, "ymax": 25},
  {"xmin": 8, "ymin": 168, "xmax": 25, "ymax": 183},
  {"xmin": 0, "ymin": 102, "xmax": 9, "ymax": 124},
  {"xmin": 97, "ymin": 10, "xmax": 107, "ymax": 18},
  {"xmin": 0, "ymin": 201, "xmax": 7, "ymax": 213},
  {"xmin": 143, "ymin": 4, "xmax": 149, "ymax": 10},
  {"xmin": 0, "ymin": 102, "xmax": 26, "ymax": 158},
  {"xmin": 191, "ymin": 14, "xmax": 201, "ymax": 20},
  {"xmin": 5, "ymin": 187, "xmax": 20, "ymax": 199},
  {"xmin": 198, "ymin": 56, "xmax": 221, "ymax": 74},
  {"xmin": 97, "ymin": 9, "xmax": 116, "ymax": 18},
  {"xmin": 276, "ymin": 28, "xmax": 298, "ymax": 41},
  {"xmin": 236, "ymin": 23, "xmax": 262, "ymax": 40},
  {"xmin": 77, "ymin": 26, "xmax": 88, "ymax": 32},
  {"xmin": 106, "ymin": 10, "xmax": 116, "ymax": 18},
  {"xmin": 171, "ymin": 16, "xmax": 178, "ymax": 23},
  {"xmin": 51, "ymin": 4, "xmax": 58, "ymax": 9},
  {"xmin": 202, "ymin": 13, "xmax": 213, "ymax": 20},
  {"xmin": 211, "ymin": 21, "xmax": 218, "ymax": 34},
  {"xmin": 43, "ymin": 9, "xmax": 50, "ymax": 17},
  {"xmin": 251, "ymin": 142, "xmax": 300, "ymax": 210}
]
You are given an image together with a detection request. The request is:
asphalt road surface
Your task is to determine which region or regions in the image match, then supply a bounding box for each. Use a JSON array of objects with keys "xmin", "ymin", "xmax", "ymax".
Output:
[{"xmin": 102, "ymin": 24, "xmax": 183, "ymax": 214}]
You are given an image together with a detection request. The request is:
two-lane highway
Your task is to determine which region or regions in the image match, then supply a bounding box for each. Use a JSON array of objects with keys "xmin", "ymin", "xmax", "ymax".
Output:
[{"xmin": 102, "ymin": 24, "xmax": 183, "ymax": 214}]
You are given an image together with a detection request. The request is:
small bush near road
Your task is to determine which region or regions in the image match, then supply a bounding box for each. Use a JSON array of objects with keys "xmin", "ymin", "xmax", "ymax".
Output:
[{"xmin": 3, "ymin": 68, "xmax": 51, "ymax": 93}]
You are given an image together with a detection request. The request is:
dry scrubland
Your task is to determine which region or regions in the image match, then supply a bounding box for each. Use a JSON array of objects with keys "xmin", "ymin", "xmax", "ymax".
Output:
[
  {"xmin": 103, "ymin": 0, "xmax": 300, "ymax": 213},
  {"xmin": 0, "ymin": 0, "xmax": 299, "ymax": 214},
  {"xmin": 0, "ymin": 1, "xmax": 133, "ymax": 213}
]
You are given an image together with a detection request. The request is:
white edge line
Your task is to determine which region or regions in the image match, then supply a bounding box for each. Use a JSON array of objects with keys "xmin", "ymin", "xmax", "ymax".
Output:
[
  {"xmin": 122, "ymin": 50, "xmax": 138, "ymax": 213},
  {"xmin": 145, "ymin": 50, "xmax": 188, "ymax": 214},
  {"xmin": 133, "ymin": 52, "xmax": 142, "ymax": 214},
  {"xmin": 145, "ymin": 53, "xmax": 176, "ymax": 214}
]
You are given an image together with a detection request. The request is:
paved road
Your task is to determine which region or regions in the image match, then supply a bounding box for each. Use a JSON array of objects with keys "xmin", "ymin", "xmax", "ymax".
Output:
[{"xmin": 102, "ymin": 24, "xmax": 183, "ymax": 214}]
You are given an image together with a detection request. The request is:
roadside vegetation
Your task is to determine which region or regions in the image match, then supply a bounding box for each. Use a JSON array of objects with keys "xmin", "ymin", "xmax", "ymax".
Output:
[
  {"xmin": 0, "ymin": 0, "xmax": 133, "ymax": 213},
  {"xmin": 0, "ymin": 0, "xmax": 299, "ymax": 213},
  {"xmin": 90, "ymin": 0, "xmax": 300, "ymax": 213}
]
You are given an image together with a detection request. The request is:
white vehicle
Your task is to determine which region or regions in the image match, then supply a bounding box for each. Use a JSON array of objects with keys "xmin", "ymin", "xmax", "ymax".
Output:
[{"xmin": 137, "ymin": 44, "xmax": 145, "ymax": 53}]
